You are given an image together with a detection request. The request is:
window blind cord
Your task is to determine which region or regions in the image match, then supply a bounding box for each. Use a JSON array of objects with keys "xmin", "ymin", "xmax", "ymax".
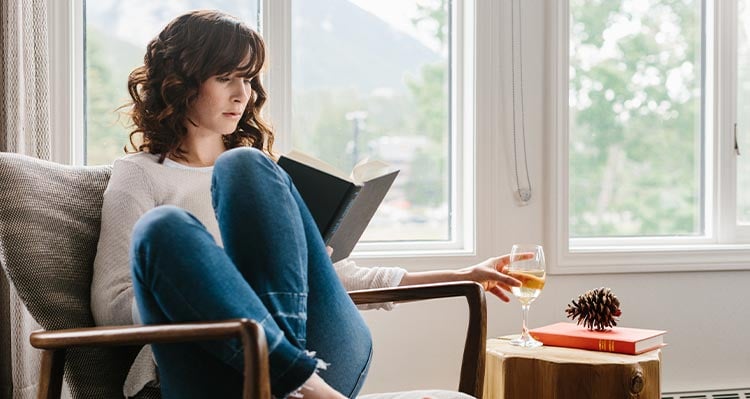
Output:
[
  {"xmin": 511, "ymin": 0, "xmax": 532, "ymax": 203},
  {"xmin": 735, "ymin": 123, "xmax": 741, "ymax": 156}
]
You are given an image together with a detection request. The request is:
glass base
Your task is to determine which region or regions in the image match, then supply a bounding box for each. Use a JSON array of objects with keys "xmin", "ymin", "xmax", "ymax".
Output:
[{"xmin": 510, "ymin": 335, "xmax": 543, "ymax": 348}]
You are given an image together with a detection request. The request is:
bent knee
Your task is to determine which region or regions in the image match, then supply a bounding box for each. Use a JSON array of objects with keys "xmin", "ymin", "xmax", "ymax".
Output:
[
  {"xmin": 215, "ymin": 147, "xmax": 270, "ymax": 171},
  {"xmin": 214, "ymin": 147, "xmax": 282, "ymax": 183},
  {"xmin": 131, "ymin": 205, "xmax": 193, "ymax": 249}
]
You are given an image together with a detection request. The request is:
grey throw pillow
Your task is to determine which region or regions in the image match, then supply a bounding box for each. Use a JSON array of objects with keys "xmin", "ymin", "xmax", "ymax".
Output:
[{"xmin": 0, "ymin": 153, "xmax": 152, "ymax": 398}]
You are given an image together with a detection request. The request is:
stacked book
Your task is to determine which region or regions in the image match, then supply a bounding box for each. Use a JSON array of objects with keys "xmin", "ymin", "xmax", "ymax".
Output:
[{"xmin": 530, "ymin": 322, "xmax": 666, "ymax": 355}]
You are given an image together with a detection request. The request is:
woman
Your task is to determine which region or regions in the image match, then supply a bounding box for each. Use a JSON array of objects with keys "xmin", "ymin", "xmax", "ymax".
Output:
[{"xmin": 91, "ymin": 9, "xmax": 520, "ymax": 399}]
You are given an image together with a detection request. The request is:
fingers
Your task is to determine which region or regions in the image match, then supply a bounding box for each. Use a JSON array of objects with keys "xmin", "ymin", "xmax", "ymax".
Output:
[
  {"xmin": 512, "ymin": 252, "xmax": 536, "ymax": 262},
  {"xmin": 479, "ymin": 270, "xmax": 519, "ymax": 303},
  {"xmin": 489, "ymin": 285, "xmax": 511, "ymax": 302},
  {"xmin": 492, "ymin": 269, "xmax": 521, "ymax": 287},
  {"xmin": 490, "ymin": 254, "xmax": 514, "ymax": 270},
  {"xmin": 493, "ymin": 255, "xmax": 512, "ymax": 269},
  {"xmin": 477, "ymin": 265, "xmax": 520, "ymax": 291},
  {"xmin": 491, "ymin": 252, "xmax": 535, "ymax": 271},
  {"xmin": 326, "ymin": 246, "xmax": 334, "ymax": 257}
]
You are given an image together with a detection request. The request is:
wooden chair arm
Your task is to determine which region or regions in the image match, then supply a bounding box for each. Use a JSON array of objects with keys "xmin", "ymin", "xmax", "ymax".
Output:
[
  {"xmin": 349, "ymin": 281, "xmax": 487, "ymax": 398},
  {"xmin": 30, "ymin": 319, "xmax": 259, "ymax": 348},
  {"xmin": 29, "ymin": 319, "xmax": 270, "ymax": 399}
]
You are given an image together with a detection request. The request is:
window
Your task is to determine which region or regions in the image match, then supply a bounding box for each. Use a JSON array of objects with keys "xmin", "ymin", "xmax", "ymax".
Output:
[
  {"xmin": 54, "ymin": 0, "xmax": 483, "ymax": 259},
  {"xmin": 569, "ymin": 0, "xmax": 703, "ymax": 238},
  {"xmin": 549, "ymin": 0, "xmax": 750, "ymax": 273},
  {"xmin": 289, "ymin": 0, "xmax": 452, "ymax": 242}
]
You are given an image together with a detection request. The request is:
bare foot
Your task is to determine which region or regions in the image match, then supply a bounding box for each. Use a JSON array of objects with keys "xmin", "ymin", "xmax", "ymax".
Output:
[{"xmin": 294, "ymin": 373, "xmax": 346, "ymax": 399}]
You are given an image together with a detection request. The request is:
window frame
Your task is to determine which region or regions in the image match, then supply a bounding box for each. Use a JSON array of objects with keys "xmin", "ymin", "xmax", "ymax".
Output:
[
  {"xmin": 547, "ymin": 0, "xmax": 750, "ymax": 274},
  {"xmin": 47, "ymin": 0, "xmax": 510, "ymax": 267},
  {"xmin": 264, "ymin": 0, "xmax": 475, "ymax": 256},
  {"xmin": 48, "ymin": 0, "xmax": 85, "ymax": 166}
]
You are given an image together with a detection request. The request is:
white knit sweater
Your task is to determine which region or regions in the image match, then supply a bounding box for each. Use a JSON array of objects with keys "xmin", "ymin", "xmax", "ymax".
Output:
[{"xmin": 90, "ymin": 151, "xmax": 406, "ymax": 396}]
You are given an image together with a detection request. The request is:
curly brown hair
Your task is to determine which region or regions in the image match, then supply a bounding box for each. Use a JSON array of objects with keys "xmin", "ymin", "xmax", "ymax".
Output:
[{"xmin": 124, "ymin": 10, "xmax": 274, "ymax": 162}]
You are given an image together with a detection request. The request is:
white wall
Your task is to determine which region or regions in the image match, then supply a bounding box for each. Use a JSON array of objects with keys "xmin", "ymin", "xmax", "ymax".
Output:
[
  {"xmin": 359, "ymin": 272, "xmax": 750, "ymax": 394},
  {"xmin": 357, "ymin": 0, "xmax": 750, "ymax": 394}
]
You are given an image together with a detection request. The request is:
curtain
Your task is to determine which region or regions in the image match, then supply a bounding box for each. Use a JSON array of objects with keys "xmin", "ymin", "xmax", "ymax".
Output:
[
  {"xmin": 0, "ymin": 0, "xmax": 51, "ymax": 157},
  {"xmin": 1, "ymin": 1, "xmax": 52, "ymax": 398},
  {"xmin": 0, "ymin": 275, "xmax": 10, "ymax": 399}
]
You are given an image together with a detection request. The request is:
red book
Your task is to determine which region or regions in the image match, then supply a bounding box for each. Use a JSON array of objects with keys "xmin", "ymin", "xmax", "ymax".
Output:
[{"xmin": 530, "ymin": 322, "xmax": 666, "ymax": 355}]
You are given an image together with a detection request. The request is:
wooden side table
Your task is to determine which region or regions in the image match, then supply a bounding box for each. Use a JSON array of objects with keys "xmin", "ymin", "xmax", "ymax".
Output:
[{"xmin": 483, "ymin": 338, "xmax": 661, "ymax": 399}]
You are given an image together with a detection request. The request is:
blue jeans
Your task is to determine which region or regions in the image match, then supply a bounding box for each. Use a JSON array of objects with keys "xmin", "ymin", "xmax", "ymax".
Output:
[{"xmin": 130, "ymin": 148, "xmax": 372, "ymax": 398}]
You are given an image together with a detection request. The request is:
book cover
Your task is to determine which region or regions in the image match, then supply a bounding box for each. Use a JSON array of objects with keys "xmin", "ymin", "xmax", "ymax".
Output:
[
  {"xmin": 529, "ymin": 322, "xmax": 666, "ymax": 355},
  {"xmin": 277, "ymin": 150, "xmax": 399, "ymax": 263}
]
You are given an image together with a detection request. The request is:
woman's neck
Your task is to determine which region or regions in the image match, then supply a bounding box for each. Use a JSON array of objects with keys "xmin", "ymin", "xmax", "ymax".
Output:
[{"xmin": 172, "ymin": 136, "xmax": 225, "ymax": 167}]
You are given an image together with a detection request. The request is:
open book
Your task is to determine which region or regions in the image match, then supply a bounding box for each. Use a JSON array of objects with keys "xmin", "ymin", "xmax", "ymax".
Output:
[{"xmin": 277, "ymin": 150, "xmax": 399, "ymax": 262}]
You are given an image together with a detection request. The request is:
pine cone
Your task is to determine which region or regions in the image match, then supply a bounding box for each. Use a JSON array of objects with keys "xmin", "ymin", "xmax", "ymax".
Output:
[{"xmin": 565, "ymin": 287, "xmax": 622, "ymax": 331}]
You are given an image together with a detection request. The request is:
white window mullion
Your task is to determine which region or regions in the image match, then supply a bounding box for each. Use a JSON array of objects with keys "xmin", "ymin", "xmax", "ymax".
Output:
[
  {"xmin": 47, "ymin": 0, "xmax": 84, "ymax": 165},
  {"xmin": 458, "ymin": 0, "xmax": 477, "ymax": 256},
  {"xmin": 72, "ymin": 0, "xmax": 85, "ymax": 166},
  {"xmin": 260, "ymin": 0, "xmax": 292, "ymax": 154},
  {"xmin": 715, "ymin": 0, "xmax": 740, "ymax": 243},
  {"xmin": 705, "ymin": 0, "xmax": 720, "ymax": 243},
  {"xmin": 453, "ymin": 0, "xmax": 475, "ymax": 254},
  {"xmin": 546, "ymin": 0, "xmax": 571, "ymax": 274}
]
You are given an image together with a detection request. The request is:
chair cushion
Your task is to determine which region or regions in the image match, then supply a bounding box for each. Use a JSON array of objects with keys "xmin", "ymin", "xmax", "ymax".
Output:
[{"xmin": 0, "ymin": 153, "xmax": 145, "ymax": 398}]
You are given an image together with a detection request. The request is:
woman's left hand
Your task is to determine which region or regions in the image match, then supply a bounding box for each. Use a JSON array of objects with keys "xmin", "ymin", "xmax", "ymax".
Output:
[{"xmin": 458, "ymin": 255, "xmax": 521, "ymax": 302}]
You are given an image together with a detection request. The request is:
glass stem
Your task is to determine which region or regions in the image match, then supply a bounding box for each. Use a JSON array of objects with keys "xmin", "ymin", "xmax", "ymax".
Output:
[{"xmin": 521, "ymin": 303, "xmax": 531, "ymax": 340}]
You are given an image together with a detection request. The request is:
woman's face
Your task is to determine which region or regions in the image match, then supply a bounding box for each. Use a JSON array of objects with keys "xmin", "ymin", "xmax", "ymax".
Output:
[{"xmin": 185, "ymin": 70, "xmax": 252, "ymax": 139}]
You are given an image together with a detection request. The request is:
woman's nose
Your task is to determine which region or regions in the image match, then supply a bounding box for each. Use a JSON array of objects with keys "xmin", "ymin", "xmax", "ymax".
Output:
[{"xmin": 232, "ymin": 81, "xmax": 250, "ymax": 103}]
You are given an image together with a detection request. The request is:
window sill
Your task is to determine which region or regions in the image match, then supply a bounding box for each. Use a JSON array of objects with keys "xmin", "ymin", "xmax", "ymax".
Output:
[{"xmin": 549, "ymin": 243, "xmax": 750, "ymax": 275}]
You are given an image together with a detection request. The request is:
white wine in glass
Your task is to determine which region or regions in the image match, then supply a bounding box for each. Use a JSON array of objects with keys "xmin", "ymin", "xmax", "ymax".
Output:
[{"xmin": 508, "ymin": 244, "xmax": 546, "ymax": 348}]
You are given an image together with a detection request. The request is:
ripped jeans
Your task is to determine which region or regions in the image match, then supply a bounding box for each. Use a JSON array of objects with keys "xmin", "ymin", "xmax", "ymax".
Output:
[{"xmin": 130, "ymin": 148, "xmax": 372, "ymax": 398}]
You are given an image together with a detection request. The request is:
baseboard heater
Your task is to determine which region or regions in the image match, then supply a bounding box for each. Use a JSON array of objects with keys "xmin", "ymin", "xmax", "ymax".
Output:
[{"xmin": 662, "ymin": 388, "xmax": 750, "ymax": 399}]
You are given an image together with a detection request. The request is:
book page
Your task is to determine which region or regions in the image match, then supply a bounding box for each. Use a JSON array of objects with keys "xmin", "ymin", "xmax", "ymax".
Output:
[
  {"xmin": 351, "ymin": 158, "xmax": 396, "ymax": 184},
  {"xmin": 284, "ymin": 150, "xmax": 352, "ymax": 182}
]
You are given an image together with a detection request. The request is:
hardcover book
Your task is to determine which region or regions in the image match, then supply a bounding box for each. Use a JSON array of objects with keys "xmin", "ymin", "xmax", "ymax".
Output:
[
  {"xmin": 278, "ymin": 150, "xmax": 399, "ymax": 263},
  {"xmin": 529, "ymin": 322, "xmax": 666, "ymax": 355}
]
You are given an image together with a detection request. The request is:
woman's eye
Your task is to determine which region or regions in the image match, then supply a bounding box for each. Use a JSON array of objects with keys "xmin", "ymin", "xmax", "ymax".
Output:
[
  {"xmin": 243, "ymin": 79, "xmax": 252, "ymax": 85},
  {"xmin": 217, "ymin": 76, "xmax": 230, "ymax": 82}
]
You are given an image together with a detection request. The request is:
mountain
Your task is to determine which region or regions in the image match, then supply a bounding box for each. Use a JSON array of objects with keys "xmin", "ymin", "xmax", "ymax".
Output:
[
  {"xmin": 87, "ymin": 0, "xmax": 441, "ymax": 94},
  {"xmin": 292, "ymin": 0, "xmax": 442, "ymax": 92}
]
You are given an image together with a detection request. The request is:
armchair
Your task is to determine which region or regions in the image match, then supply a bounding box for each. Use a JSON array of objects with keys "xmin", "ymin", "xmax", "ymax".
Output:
[{"xmin": 0, "ymin": 152, "xmax": 486, "ymax": 399}]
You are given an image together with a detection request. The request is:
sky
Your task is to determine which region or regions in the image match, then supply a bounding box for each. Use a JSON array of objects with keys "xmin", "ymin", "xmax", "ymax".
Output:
[
  {"xmin": 347, "ymin": 0, "xmax": 442, "ymax": 51},
  {"xmin": 88, "ymin": 0, "xmax": 443, "ymax": 53}
]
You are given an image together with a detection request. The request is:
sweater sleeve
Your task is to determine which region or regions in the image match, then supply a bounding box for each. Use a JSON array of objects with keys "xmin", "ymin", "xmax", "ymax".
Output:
[
  {"xmin": 91, "ymin": 159, "xmax": 156, "ymax": 326},
  {"xmin": 333, "ymin": 258, "xmax": 406, "ymax": 310}
]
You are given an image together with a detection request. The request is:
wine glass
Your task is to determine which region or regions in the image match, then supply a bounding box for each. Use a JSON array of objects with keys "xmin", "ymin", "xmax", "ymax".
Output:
[{"xmin": 507, "ymin": 244, "xmax": 546, "ymax": 348}]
